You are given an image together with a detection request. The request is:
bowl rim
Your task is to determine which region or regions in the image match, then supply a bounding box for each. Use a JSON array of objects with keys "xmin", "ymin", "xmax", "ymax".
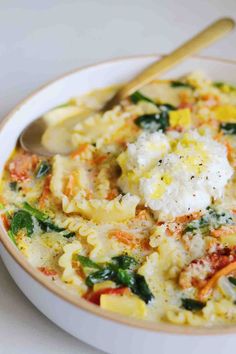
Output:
[{"xmin": 1, "ymin": 53, "xmax": 236, "ymax": 336}]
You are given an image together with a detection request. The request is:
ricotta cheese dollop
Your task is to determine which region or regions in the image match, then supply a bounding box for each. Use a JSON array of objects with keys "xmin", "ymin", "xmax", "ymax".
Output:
[{"xmin": 117, "ymin": 131, "xmax": 233, "ymax": 220}]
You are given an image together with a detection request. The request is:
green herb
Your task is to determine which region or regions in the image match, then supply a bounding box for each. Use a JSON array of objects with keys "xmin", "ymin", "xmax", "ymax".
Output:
[
  {"xmin": 228, "ymin": 277, "xmax": 236, "ymax": 286},
  {"xmin": 22, "ymin": 202, "xmax": 75, "ymax": 238},
  {"xmin": 213, "ymin": 82, "xmax": 236, "ymax": 91},
  {"xmin": 0, "ymin": 203, "xmax": 5, "ymax": 210},
  {"xmin": 135, "ymin": 111, "xmax": 169, "ymax": 133},
  {"xmin": 130, "ymin": 91, "xmax": 176, "ymax": 111},
  {"xmin": 220, "ymin": 123, "xmax": 236, "ymax": 135},
  {"xmin": 86, "ymin": 268, "xmax": 115, "ymax": 287},
  {"xmin": 36, "ymin": 161, "xmax": 51, "ymax": 178},
  {"xmin": 112, "ymin": 255, "xmax": 138, "ymax": 270},
  {"xmin": 82, "ymin": 254, "xmax": 154, "ymax": 303},
  {"xmin": 9, "ymin": 181, "xmax": 18, "ymax": 191},
  {"xmin": 184, "ymin": 207, "xmax": 234, "ymax": 234},
  {"xmin": 181, "ymin": 298, "xmax": 205, "ymax": 312},
  {"xmin": 130, "ymin": 91, "xmax": 156, "ymax": 105},
  {"xmin": 10, "ymin": 210, "xmax": 34, "ymax": 237},
  {"xmin": 78, "ymin": 255, "xmax": 102, "ymax": 270},
  {"xmin": 23, "ymin": 202, "xmax": 48, "ymax": 222},
  {"xmin": 8, "ymin": 229, "xmax": 16, "ymax": 244},
  {"xmin": 171, "ymin": 81, "xmax": 193, "ymax": 89}
]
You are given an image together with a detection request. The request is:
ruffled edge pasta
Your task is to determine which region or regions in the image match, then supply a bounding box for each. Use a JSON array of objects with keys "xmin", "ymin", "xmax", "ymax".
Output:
[{"xmin": 62, "ymin": 193, "xmax": 140, "ymax": 223}]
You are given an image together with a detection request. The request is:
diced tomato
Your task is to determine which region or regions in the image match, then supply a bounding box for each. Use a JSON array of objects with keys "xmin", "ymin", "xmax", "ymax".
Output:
[
  {"xmin": 179, "ymin": 246, "xmax": 236, "ymax": 289},
  {"xmin": 8, "ymin": 152, "xmax": 38, "ymax": 181},
  {"xmin": 38, "ymin": 267, "xmax": 57, "ymax": 276},
  {"xmin": 84, "ymin": 287, "xmax": 128, "ymax": 305},
  {"xmin": 199, "ymin": 261, "xmax": 236, "ymax": 300},
  {"xmin": 1, "ymin": 214, "xmax": 10, "ymax": 230}
]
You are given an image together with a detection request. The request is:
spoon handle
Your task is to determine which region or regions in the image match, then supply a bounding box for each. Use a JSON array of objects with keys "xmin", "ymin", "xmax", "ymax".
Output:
[{"xmin": 113, "ymin": 18, "xmax": 235, "ymax": 102}]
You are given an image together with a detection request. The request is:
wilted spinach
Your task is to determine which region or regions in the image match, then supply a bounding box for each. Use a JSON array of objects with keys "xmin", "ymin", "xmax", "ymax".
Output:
[
  {"xmin": 36, "ymin": 161, "xmax": 51, "ymax": 178},
  {"xmin": 220, "ymin": 123, "xmax": 236, "ymax": 135},
  {"xmin": 10, "ymin": 210, "xmax": 34, "ymax": 237},
  {"xmin": 181, "ymin": 298, "xmax": 205, "ymax": 312},
  {"xmin": 79, "ymin": 254, "xmax": 154, "ymax": 303}
]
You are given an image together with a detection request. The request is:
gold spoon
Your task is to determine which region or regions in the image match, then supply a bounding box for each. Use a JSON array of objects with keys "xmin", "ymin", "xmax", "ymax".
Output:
[{"xmin": 20, "ymin": 17, "xmax": 235, "ymax": 156}]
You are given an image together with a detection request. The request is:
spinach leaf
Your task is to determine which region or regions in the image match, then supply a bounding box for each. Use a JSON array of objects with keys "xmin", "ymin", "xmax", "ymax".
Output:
[
  {"xmin": 116, "ymin": 268, "xmax": 136, "ymax": 288},
  {"xmin": 220, "ymin": 123, "xmax": 236, "ymax": 135},
  {"xmin": 131, "ymin": 274, "xmax": 154, "ymax": 304},
  {"xmin": 158, "ymin": 103, "xmax": 176, "ymax": 112},
  {"xmin": 130, "ymin": 91, "xmax": 176, "ymax": 112},
  {"xmin": 86, "ymin": 268, "xmax": 115, "ymax": 287},
  {"xmin": 112, "ymin": 255, "xmax": 138, "ymax": 270},
  {"xmin": 39, "ymin": 220, "xmax": 75, "ymax": 238},
  {"xmin": 10, "ymin": 210, "xmax": 34, "ymax": 237},
  {"xmin": 23, "ymin": 202, "xmax": 48, "ymax": 222},
  {"xmin": 229, "ymin": 277, "xmax": 236, "ymax": 286},
  {"xmin": 9, "ymin": 181, "xmax": 18, "ymax": 191},
  {"xmin": 78, "ymin": 255, "xmax": 101, "ymax": 270},
  {"xmin": 135, "ymin": 111, "xmax": 169, "ymax": 133},
  {"xmin": 115, "ymin": 269, "xmax": 154, "ymax": 303},
  {"xmin": 130, "ymin": 91, "xmax": 156, "ymax": 105},
  {"xmin": 23, "ymin": 202, "xmax": 75, "ymax": 238},
  {"xmin": 181, "ymin": 298, "xmax": 205, "ymax": 312},
  {"xmin": 171, "ymin": 81, "xmax": 193, "ymax": 89},
  {"xmin": 36, "ymin": 161, "xmax": 51, "ymax": 178},
  {"xmin": 133, "ymin": 93, "xmax": 176, "ymax": 133},
  {"xmin": 214, "ymin": 82, "xmax": 236, "ymax": 91},
  {"xmin": 184, "ymin": 207, "xmax": 234, "ymax": 234},
  {"xmin": 62, "ymin": 232, "xmax": 75, "ymax": 238},
  {"xmin": 84, "ymin": 254, "xmax": 154, "ymax": 303}
]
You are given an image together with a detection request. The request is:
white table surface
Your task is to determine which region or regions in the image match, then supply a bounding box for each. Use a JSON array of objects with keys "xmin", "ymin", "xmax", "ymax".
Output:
[{"xmin": 0, "ymin": 1, "xmax": 235, "ymax": 353}]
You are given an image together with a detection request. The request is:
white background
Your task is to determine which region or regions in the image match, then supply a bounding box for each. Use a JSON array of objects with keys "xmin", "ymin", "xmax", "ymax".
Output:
[{"xmin": 0, "ymin": 1, "xmax": 235, "ymax": 353}]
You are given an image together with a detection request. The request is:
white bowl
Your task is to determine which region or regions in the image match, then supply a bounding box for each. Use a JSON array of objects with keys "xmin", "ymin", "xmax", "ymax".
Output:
[{"xmin": 1, "ymin": 55, "xmax": 236, "ymax": 354}]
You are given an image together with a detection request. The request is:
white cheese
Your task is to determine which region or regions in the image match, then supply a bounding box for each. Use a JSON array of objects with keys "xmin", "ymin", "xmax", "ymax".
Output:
[{"xmin": 118, "ymin": 130, "xmax": 233, "ymax": 219}]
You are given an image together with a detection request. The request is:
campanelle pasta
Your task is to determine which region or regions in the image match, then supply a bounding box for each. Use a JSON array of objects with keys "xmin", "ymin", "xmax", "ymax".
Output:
[{"xmin": 2, "ymin": 72, "xmax": 236, "ymax": 325}]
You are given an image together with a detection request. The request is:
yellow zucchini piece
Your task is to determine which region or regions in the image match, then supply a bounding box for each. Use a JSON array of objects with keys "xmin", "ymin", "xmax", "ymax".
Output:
[
  {"xmin": 93, "ymin": 281, "xmax": 116, "ymax": 292},
  {"xmin": 169, "ymin": 108, "xmax": 191, "ymax": 129},
  {"xmin": 100, "ymin": 294, "xmax": 147, "ymax": 319},
  {"xmin": 213, "ymin": 105, "xmax": 236, "ymax": 123}
]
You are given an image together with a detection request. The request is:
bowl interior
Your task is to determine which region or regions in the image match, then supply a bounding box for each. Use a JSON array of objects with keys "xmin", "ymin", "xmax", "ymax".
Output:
[{"xmin": 1, "ymin": 55, "xmax": 236, "ymax": 335}]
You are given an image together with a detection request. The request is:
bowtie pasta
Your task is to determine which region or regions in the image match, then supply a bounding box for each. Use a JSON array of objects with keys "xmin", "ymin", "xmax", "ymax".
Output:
[{"xmin": 2, "ymin": 72, "xmax": 236, "ymax": 326}]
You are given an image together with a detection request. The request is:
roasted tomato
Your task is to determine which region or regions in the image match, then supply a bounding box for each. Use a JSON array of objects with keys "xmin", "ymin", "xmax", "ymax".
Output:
[
  {"xmin": 8, "ymin": 152, "xmax": 38, "ymax": 182},
  {"xmin": 179, "ymin": 246, "xmax": 236, "ymax": 289},
  {"xmin": 83, "ymin": 287, "xmax": 128, "ymax": 305}
]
